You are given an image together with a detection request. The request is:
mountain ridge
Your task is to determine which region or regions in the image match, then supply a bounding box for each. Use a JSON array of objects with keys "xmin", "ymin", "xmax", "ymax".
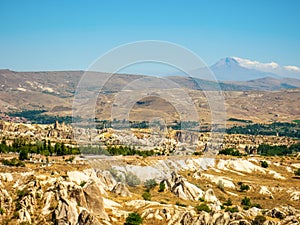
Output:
[{"xmin": 209, "ymin": 56, "xmax": 300, "ymax": 81}]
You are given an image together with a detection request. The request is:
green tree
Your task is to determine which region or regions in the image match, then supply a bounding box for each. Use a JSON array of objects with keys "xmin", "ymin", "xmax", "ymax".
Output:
[
  {"xmin": 43, "ymin": 140, "xmax": 47, "ymax": 151},
  {"xmin": 158, "ymin": 182, "xmax": 166, "ymax": 192},
  {"xmin": 19, "ymin": 149, "xmax": 29, "ymax": 161},
  {"xmin": 54, "ymin": 143, "xmax": 59, "ymax": 155}
]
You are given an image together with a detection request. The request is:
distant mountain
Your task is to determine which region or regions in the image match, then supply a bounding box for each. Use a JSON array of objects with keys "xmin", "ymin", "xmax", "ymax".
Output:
[
  {"xmin": 168, "ymin": 76, "xmax": 300, "ymax": 91},
  {"xmin": 210, "ymin": 57, "xmax": 279, "ymax": 81},
  {"xmin": 209, "ymin": 57, "xmax": 300, "ymax": 81},
  {"xmin": 225, "ymin": 76, "xmax": 300, "ymax": 91},
  {"xmin": 188, "ymin": 57, "xmax": 300, "ymax": 81}
]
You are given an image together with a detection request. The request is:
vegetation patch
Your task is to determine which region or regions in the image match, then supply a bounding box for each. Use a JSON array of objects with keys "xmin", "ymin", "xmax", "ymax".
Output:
[
  {"xmin": 2, "ymin": 158, "xmax": 25, "ymax": 167},
  {"xmin": 228, "ymin": 118, "xmax": 253, "ymax": 123},
  {"xmin": 125, "ymin": 212, "xmax": 143, "ymax": 225},
  {"xmin": 226, "ymin": 122, "xmax": 300, "ymax": 138},
  {"xmin": 195, "ymin": 203, "xmax": 212, "ymax": 213},
  {"xmin": 219, "ymin": 148, "xmax": 244, "ymax": 156}
]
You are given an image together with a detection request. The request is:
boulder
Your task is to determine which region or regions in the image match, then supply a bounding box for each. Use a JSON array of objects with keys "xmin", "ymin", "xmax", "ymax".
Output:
[
  {"xmin": 266, "ymin": 208, "xmax": 286, "ymax": 219},
  {"xmin": 83, "ymin": 181, "xmax": 107, "ymax": 219},
  {"xmin": 111, "ymin": 182, "xmax": 131, "ymax": 197},
  {"xmin": 162, "ymin": 172, "xmax": 204, "ymax": 201},
  {"xmin": 77, "ymin": 210, "xmax": 101, "ymax": 225}
]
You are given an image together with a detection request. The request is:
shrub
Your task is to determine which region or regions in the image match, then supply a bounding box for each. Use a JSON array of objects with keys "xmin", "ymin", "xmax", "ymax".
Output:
[
  {"xmin": 241, "ymin": 197, "xmax": 251, "ymax": 206},
  {"xmin": 125, "ymin": 172, "xmax": 141, "ymax": 187},
  {"xmin": 109, "ymin": 168, "xmax": 125, "ymax": 183},
  {"xmin": 260, "ymin": 161, "xmax": 268, "ymax": 168},
  {"xmin": 198, "ymin": 197, "xmax": 205, "ymax": 202},
  {"xmin": 17, "ymin": 189, "xmax": 30, "ymax": 199},
  {"xmin": 175, "ymin": 202, "xmax": 186, "ymax": 207},
  {"xmin": 240, "ymin": 184, "xmax": 250, "ymax": 192},
  {"xmin": 225, "ymin": 206, "xmax": 239, "ymax": 213},
  {"xmin": 193, "ymin": 151, "xmax": 202, "ymax": 156},
  {"xmin": 158, "ymin": 182, "xmax": 166, "ymax": 192},
  {"xmin": 125, "ymin": 212, "xmax": 143, "ymax": 225},
  {"xmin": 20, "ymin": 222, "xmax": 31, "ymax": 225},
  {"xmin": 251, "ymin": 203, "xmax": 262, "ymax": 209},
  {"xmin": 80, "ymin": 181, "xmax": 87, "ymax": 187},
  {"xmin": 19, "ymin": 149, "xmax": 29, "ymax": 161},
  {"xmin": 35, "ymin": 193, "xmax": 41, "ymax": 199},
  {"xmin": 142, "ymin": 192, "xmax": 151, "ymax": 201},
  {"xmin": 218, "ymin": 148, "xmax": 243, "ymax": 156},
  {"xmin": 223, "ymin": 198, "xmax": 232, "ymax": 206},
  {"xmin": 144, "ymin": 179, "xmax": 157, "ymax": 190},
  {"xmin": 294, "ymin": 168, "xmax": 300, "ymax": 176},
  {"xmin": 195, "ymin": 203, "xmax": 211, "ymax": 213},
  {"xmin": 2, "ymin": 158, "xmax": 25, "ymax": 167},
  {"xmin": 252, "ymin": 215, "xmax": 266, "ymax": 225},
  {"xmin": 0, "ymin": 207, "xmax": 5, "ymax": 215},
  {"xmin": 65, "ymin": 156, "xmax": 75, "ymax": 162}
]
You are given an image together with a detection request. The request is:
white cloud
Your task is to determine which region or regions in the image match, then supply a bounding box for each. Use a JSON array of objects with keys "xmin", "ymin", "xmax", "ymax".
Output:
[
  {"xmin": 284, "ymin": 65, "xmax": 300, "ymax": 72},
  {"xmin": 232, "ymin": 57, "xmax": 300, "ymax": 77},
  {"xmin": 232, "ymin": 57, "xmax": 279, "ymax": 71}
]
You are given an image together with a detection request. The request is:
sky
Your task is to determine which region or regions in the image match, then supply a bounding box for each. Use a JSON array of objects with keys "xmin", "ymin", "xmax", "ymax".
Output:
[{"xmin": 0, "ymin": 0, "xmax": 300, "ymax": 72}]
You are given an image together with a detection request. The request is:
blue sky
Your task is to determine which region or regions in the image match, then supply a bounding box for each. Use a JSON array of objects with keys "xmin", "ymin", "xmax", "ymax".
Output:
[{"xmin": 0, "ymin": 0, "xmax": 300, "ymax": 71}]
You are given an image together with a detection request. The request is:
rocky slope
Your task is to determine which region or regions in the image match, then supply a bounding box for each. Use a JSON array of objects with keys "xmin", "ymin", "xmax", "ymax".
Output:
[{"xmin": 0, "ymin": 155, "xmax": 299, "ymax": 224}]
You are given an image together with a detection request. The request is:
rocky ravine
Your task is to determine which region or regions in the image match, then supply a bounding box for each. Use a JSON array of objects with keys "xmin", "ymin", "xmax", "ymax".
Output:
[{"xmin": 0, "ymin": 156, "xmax": 299, "ymax": 225}]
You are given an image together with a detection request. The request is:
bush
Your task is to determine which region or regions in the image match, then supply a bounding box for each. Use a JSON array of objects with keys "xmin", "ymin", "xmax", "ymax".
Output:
[
  {"xmin": 109, "ymin": 168, "xmax": 125, "ymax": 183},
  {"xmin": 251, "ymin": 203, "xmax": 262, "ymax": 209},
  {"xmin": 294, "ymin": 168, "xmax": 300, "ymax": 176},
  {"xmin": 223, "ymin": 198, "xmax": 232, "ymax": 206},
  {"xmin": 142, "ymin": 191, "xmax": 151, "ymax": 201},
  {"xmin": 158, "ymin": 182, "xmax": 166, "ymax": 192},
  {"xmin": 252, "ymin": 215, "xmax": 266, "ymax": 225},
  {"xmin": 17, "ymin": 189, "xmax": 30, "ymax": 199},
  {"xmin": 240, "ymin": 183, "xmax": 250, "ymax": 192},
  {"xmin": 125, "ymin": 212, "xmax": 143, "ymax": 225},
  {"xmin": 225, "ymin": 206, "xmax": 239, "ymax": 213},
  {"xmin": 125, "ymin": 172, "xmax": 141, "ymax": 187},
  {"xmin": 0, "ymin": 207, "xmax": 5, "ymax": 215},
  {"xmin": 20, "ymin": 222, "xmax": 31, "ymax": 225},
  {"xmin": 80, "ymin": 181, "xmax": 87, "ymax": 187},
  {"xmin": 260, "ymin": 161, "xmax": 268, "ymax": 168},
  {"xmin": 65, "ymin": 156, "xmax": 75, "ymax": 162},
  {"xmin": 2, "ymin": 158, "xmax": 25, "ymax": 167},
  {"xmin": 175, "ymin": 202, "xmax": 186, "ymax": 207},
  {"xmin": 19, "ymin": 149, "xmax": 29, "ymax": 161},
  {"xmin": 193, "ymin": 151, "xmax": 202, "ymax": 156},
  {"xmin": 195, "ymin": 203, "xmax": 211, "ymax": 213},
  {"xmin": 198, "ymin": 197, "xmax": 205, "ymax": 202},
  {"xmin": 241, "ymin": 197, "xmax": 251, "ymax": 206},
  {"xmin": 218, "ymin": 148, "xmax": 243, "ymax": 156},
  {"xmin": 144, "ymin": 179, "xmax": 157, "ymax": 190}
]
